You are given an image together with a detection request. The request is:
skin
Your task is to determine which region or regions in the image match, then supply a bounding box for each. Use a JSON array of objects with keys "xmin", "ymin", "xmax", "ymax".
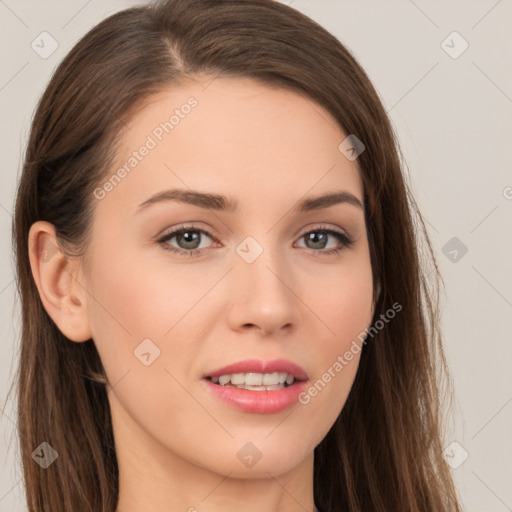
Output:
[{"xmin": 29, "ymin": 75, "xmax": 376, "ymax": 512}]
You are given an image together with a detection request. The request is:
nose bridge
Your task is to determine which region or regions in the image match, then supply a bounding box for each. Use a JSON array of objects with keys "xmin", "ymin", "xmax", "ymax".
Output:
[{"xmin": 229, "ymin": 234, "xmax": 297, "ymax": 333}]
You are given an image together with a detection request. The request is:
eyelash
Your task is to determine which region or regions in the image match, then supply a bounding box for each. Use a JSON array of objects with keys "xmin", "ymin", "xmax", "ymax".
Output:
[{"xmin": 157, "ymin": 223, "xmax": 355, "ymax": 258}]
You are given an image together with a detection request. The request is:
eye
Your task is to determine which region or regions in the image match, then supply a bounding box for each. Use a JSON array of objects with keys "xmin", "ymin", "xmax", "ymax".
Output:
[
  {"xmin": 157, "ymin": 224, "xmax": 217, "ymax": 258},
  {"xmin": 157, "ymin": 223, "xmax": 354, "ymax": 258},
  {"xmin": 294, "ymin": 225, "xmax": 354, "ymax": 255}
]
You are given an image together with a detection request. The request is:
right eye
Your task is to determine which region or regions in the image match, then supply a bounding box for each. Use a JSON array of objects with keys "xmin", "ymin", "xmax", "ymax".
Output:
[{"xmin": 157, "ymin": 225, "xmax": 219, "ymax": 257}]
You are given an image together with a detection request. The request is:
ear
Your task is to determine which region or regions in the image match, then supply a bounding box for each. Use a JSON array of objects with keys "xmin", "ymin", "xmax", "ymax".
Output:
[{"xmin": 28, "ymin": 221, "xmax": 92, "ymax": 342}]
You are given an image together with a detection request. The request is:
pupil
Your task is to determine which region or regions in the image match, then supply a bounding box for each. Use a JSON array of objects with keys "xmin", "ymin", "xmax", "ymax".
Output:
[
  {"xmin": 307, "ymin": 232, "xmax": 326, "ymax": 249},
  {"xmin": 179, "ymin": 231, "xmax": 199, "ymax": 249}
]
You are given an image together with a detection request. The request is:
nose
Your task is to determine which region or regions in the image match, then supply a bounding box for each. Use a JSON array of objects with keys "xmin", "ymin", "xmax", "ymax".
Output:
[{"xmin": 226, "ymin": 242, "xmax": 299, "ymax": 337}]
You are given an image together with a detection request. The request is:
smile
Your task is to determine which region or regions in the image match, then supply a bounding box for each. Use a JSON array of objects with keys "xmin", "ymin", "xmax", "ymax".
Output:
[{"xmin": 208, "ymin": 371, "xmax": 296, "ymax": 390}]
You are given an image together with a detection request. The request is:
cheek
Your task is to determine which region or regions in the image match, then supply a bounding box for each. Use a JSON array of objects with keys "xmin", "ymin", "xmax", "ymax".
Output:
[
  {"xmin": 87, "ymin": 250, "xmax": 207, "ymax": 345},
  {"xmin": 84, "ymin": 253, "xmax": 173, "ymax": 386},
  {"xmin": 85, "ymin": 250, "xmax": 223, "ymax": 399},
  {"xmin": 297, "ymin": 254, "xmax": 373, "ymax": 424},
  {"xmin": 85, "ymin": 255, "xmax": 211, "ymax": 442},
  {"xmin": 309, "ymin": 253, "xmax": 374, "ymax": 349}
]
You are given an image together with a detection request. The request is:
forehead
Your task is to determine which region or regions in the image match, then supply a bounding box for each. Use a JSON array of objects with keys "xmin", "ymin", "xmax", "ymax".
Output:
[{"xmin": 94, "ymin": 76, "xmax": 363, "ymax": 219}]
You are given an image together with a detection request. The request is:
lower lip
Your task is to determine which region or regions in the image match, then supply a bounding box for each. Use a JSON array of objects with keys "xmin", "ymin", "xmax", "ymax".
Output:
[{"xmin": 203, "ymin": 378, "xmax": 308, "ymax": 414}]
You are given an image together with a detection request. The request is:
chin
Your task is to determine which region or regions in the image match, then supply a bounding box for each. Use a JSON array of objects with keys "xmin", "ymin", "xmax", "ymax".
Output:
[{"xmin": 204, "ymin": 437, "xmax": 312, "ymax": 478}]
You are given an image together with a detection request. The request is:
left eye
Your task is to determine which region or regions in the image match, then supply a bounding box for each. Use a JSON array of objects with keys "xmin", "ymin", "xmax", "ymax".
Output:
[
  {"xmin": 294, "ymin": 229, "xmax": 352, "ymax": 252},
  {"xmin": 157, "ymin": 225, "xmax": 353, "ymax": 257}
]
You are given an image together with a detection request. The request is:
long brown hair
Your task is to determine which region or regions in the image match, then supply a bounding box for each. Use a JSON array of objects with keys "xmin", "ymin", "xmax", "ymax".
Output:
[{"xmin": 9, "ymin": 0, "xmax": 462, "ymax": 510}]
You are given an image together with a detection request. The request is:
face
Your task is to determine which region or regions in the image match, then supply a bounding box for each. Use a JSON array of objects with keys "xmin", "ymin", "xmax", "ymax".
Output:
[{"xmin": 49, "ymin": 76, "xmax": 375, "ymax": 479}]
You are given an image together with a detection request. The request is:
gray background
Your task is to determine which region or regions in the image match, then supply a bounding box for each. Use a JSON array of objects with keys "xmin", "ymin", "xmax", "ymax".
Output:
[{"xmin": 1, "ymin": 0, "xmax": 511, "ymax": 510}]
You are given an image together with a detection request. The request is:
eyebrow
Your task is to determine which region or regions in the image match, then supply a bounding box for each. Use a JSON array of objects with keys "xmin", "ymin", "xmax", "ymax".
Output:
[{"xmin": 135, "ymin": 188, "xmax": 364, "ymax": 214}]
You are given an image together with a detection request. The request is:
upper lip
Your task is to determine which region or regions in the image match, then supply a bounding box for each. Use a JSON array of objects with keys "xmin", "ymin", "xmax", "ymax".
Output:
[{"xmin": 204, "ymin": 358, "xmax": 309, "ymax": 381}]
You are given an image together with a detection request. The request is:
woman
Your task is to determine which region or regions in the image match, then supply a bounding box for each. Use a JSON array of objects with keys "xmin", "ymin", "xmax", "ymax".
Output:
[{"xmin": 11, "ymin": 0, "xmax": 462, "ymax": 510}]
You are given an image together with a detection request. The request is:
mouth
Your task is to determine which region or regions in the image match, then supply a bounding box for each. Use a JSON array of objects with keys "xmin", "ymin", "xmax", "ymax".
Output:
[
  {"xmin": 204, "ymin": 358, "xmax": 308, "ymax": 390},
  {"xmin": 205, "ymin": 371, "xmax": 304, "ymax": 391},
  {"xmin": 202, "ymin": 370, "xmax": 308, "ymax": 414}
]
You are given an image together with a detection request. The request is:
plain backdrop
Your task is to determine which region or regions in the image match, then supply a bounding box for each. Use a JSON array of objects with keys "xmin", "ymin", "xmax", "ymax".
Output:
[{"xmin": 1, "ymin": 1, "xmax": 511, "ymax": 510}]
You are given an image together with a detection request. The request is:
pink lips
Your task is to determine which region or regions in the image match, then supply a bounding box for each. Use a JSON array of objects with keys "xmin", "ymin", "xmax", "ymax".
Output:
[{"xmin": 203, "ymin": 358, "xmax": 309, "ymax": 414}]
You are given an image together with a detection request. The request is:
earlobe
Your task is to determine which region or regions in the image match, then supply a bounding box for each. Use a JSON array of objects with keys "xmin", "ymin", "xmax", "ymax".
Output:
[{"xmin": 28, "ymin": 221, "xmax": 92, "ymax": 343}]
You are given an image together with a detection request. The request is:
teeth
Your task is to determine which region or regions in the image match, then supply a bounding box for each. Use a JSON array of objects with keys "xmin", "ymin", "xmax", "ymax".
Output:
[
  {"xmin": 262, "ymin": 372, "xmax": 281, "ymax": 385},
  {"xmin": 245, "ymin": 373, "xmax": 263, "ymax": 385},
  {"xmin": 209, "ymin": 372, "xmax": 296, "ymax": 388},
  {"xmin": 218, "ymin": 375, "xmax": 230, "ymax": 386},
  {"xmin": 231, "ymin": 373, "xmax": 245, "ymax": 385}
]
